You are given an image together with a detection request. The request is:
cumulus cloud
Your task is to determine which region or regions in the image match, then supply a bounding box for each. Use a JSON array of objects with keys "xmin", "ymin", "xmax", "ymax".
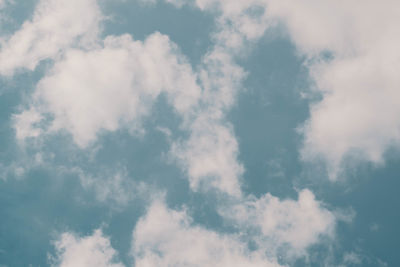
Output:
[
  {"xmin": 0, "ymin": 0, "xmax": 102, "ymax": 76},
  {"xmin": 132, "ymin": 200, "xmax": 282, "ymax": 267},
  {"xmin": 221, "ymin": 189, "xmax": 336, "ymax": 258},
  {"xmin": 50, "ymin": 229, "xmax": 124, "ymax": 267},
  {"xmin": 261, "ymin": 0, "xmax": 400, "ymax": 177},
  {"xmin": 172, "ymin": 116, "xmax": 243, "ymax": 196},
  {"xmin": 15, "ymin": 33, "xmax": 199, "ymax": 147}
]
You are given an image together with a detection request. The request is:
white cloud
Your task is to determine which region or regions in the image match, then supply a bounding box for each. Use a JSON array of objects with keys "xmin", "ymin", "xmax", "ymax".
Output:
[
  {"xmin": 261, "ymin": 0, "xmax": 400, "ymax": 177},
  {"xmin": 50, "ymin": 229, "xmax": 124, "ymax": 267},
  {"xmin": 132, "ymin": 200, "xmax": 282, "ymax": 267},
  {"xmin": 0, "ymin": 0, "xmax": 101, "ymax": 76},
  {"xmin": 221, "ymin": 189, "xmax": 336, "ymax": 258},
  {"xmin": 16, "ymin": 33, "xmax": 199, "ymax": 147},
  {"xmin": 172, "ymin": 116, "xmax": 243, "ymax": 196}
]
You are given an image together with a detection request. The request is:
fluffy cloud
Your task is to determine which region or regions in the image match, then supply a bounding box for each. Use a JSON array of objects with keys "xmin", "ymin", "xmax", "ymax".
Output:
[
  {"xmin": 50, "ymin": 229, "xmax": 124, "ymax": 267},
  {"xmin": 132, "ymin": 200, "xmax": 282, "ymax": 267},
  {"xmin": 172, "ymin": 116, "xmax": 243, "ymax": 196},
  {"xmin": 262, "ymin": 0, "xmax": 400, "ymax": 177},
  {"xmin": 15, "ymin": 33, "xmax": 199, "ymax": 147},
  {"xmin": 221, "ymin": 189, "xmax": 336, "ymax": 257},
  {"xmin": 0, "ymin": 0, "xmax": 102, "ymax": 76}
]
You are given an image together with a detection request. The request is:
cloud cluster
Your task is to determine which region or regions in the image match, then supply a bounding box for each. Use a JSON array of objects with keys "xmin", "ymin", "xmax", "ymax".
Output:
[
  {"xmin": 52, "ymin": 191, "xmax": 336, "ymax": 267},
  {"xmin": 132, "ymin": 200, "xmax": 281, "ymax": 267},
  {"xmin": 153, "ymin": 0, "xmax": 400, "ymax": 179}
]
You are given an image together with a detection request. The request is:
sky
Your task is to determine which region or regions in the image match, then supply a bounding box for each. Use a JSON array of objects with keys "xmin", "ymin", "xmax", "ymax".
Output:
[{"xmin": 0, "ymin": 0, "xmax": 399, "ymax": 266}]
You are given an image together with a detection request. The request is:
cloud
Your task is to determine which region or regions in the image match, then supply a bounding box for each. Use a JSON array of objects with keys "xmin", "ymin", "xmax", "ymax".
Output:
[
  {"xmin": 50, "ymin": 229, "xmax": 124, "ymax": 267},
  {"xmin": 132, "ymin": 200, "xmax": 282, "ymax": 267},
  {"xmin": 169, "ymin": 55, "xmax": 246, "ymax": 196},
  {"xmin": 261, "ymin": 0, "xmax": 400, "ymax": 177},
  {"xmin": 171, "ymin": 112, "xmax": 244, "ymax": 196},
  {"xmin": 0, "ymin": 0, "xmax": 102, "ymax": 76},
  {"xmin": 15, "ymin": 33, "xmax": 199, "ymax": 147},
  {"xmin": 221, "ymin": 189, "xmax": 336, "ymax": 258}
]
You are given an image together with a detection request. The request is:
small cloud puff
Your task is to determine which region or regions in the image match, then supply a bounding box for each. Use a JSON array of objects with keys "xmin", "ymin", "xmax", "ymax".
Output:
[{"xmin": 50, "ymin": 229, "xmax": 124, "ymax": 267}]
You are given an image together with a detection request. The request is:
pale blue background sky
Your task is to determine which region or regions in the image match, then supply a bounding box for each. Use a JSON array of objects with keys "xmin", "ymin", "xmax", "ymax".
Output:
[{"xmin": 0, "ymin": 1, "xmax": 399, "ymax": 266}]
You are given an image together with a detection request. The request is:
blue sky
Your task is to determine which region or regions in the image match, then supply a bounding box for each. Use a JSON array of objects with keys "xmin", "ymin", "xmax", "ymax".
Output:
[{"xmin": 0, "ymin": 0, "xmax": 399, "ymax": 266}]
